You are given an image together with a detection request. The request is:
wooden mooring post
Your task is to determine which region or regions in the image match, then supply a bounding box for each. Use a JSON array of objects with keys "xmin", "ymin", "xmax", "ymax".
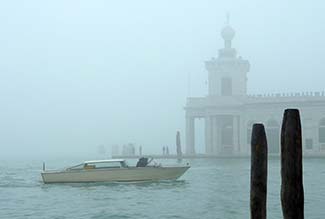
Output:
[
  {"xmin": 281, "ymin": 109, "xmax": 304, "ymax": 219},
  {"xmin": 250, "ymin": 124, "xmax": 268, "ymax": 219},
  {"xmin": 176, "ymin": 131, "xmax": 182, "ymax": 158}
]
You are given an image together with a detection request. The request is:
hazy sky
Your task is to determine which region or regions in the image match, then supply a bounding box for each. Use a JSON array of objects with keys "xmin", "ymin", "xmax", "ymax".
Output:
[{"xmin": 1, "ymin": 1, "xmax": 325, "ymax": 158}]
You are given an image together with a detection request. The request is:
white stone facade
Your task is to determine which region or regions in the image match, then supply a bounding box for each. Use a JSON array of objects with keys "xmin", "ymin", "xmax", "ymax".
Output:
[{"xmin": 185, "ymin": 24, "xmax": 325, "ymax": 156}]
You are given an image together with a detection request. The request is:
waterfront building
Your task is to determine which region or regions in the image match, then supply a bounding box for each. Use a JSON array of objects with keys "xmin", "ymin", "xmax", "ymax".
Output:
[
  {"xmin": 185, "ymin": 23, "xmax": 325, "ymax": 156},
  {"xmin": 111, "ymin": 144, "xmax": 120, "ymax": 156},
  {"xmin": 122, "ymin": 143, "xmax": 136, "ymax": 156}
]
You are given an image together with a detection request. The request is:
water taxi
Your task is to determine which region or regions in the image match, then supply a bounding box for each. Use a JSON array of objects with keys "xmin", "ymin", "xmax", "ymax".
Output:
[{"xmin": 41, "ymin": 158, "xmax": 190, "ymax": 183}]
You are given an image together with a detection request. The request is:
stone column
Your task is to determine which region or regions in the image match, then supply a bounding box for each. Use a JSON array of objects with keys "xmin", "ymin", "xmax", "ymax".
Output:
[
  {"xmin": 233, "ymin": 115, "xmax": 239, "ymax": 154},
  {"xmin": 212, "ymin": 116, "xmax": 219, "ymax": 154},
  {"xmin": 205, "ymin": 116, "xmax": 213, "ymax": 154},
  {"xmin": 186, "ymin": 116, "xmax": 195, "ymax": 154}
]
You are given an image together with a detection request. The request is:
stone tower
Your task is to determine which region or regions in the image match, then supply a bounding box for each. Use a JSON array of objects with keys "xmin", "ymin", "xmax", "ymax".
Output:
[{"xmin": 205, "ymin": 23, "xmax": 250, "ymax": 97}]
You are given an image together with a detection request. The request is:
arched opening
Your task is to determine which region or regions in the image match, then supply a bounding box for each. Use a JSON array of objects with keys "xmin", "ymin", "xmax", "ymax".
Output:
[
  {"xmin": 266, "ymin": 119, "xmax": 280, "ymax": 154},
  {"xmin": 222, "ymin": 124, "xmax": 233, "ymax": 146}
]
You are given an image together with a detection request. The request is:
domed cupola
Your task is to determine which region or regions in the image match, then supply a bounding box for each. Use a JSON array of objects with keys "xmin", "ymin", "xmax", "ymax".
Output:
[{"xmin": 221, "ymin": 25, "xmax": 235, "ymax": 49}]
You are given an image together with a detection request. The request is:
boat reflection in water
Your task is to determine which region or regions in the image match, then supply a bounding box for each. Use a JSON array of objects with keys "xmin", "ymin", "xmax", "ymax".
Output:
[{"xmin": 41, "ymin": 158, "xmax": 190, "ymax": 184}]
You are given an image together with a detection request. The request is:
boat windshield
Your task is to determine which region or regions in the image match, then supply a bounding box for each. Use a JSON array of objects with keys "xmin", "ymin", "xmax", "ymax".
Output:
[
  {"xmin": 67, "ymin": 160, "xmax": 128, "ymax": 171},
  {"xmin": 84, "ymin": 161, "xmax": 127, "ymax": 169},
  {"xmin": 120, "ymin": 161, "xmax": 128, "ymax": 168},
  {"xmin": 67, "ymin": 163, "xmax": 84, "ymax": 170}
]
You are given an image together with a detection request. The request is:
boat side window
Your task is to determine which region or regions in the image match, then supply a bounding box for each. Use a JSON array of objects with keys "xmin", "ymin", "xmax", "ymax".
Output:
[
  {"xmin": 91, "ymin": 162, "xmax": 121, "ymax": 169},
  {"xmin": 84, "ymin": 164, "xmax": 96, "ymax": 169}
]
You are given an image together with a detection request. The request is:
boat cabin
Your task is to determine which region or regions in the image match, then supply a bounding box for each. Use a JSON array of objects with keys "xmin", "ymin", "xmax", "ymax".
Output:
[{"xmin": 67, "ymin": 159, "xmax": 128, "ymax": 171}]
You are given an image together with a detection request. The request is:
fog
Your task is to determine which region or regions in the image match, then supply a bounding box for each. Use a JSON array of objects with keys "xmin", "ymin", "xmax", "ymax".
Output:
[{"xmin": 1, "ymin": 0, "xmax": 325, "ymax": 159}]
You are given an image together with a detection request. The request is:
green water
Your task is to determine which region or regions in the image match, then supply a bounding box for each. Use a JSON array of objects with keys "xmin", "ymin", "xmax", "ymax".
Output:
[{"xmin": 0, "ymin": 158, "xmax": 324, "ymax": 218}]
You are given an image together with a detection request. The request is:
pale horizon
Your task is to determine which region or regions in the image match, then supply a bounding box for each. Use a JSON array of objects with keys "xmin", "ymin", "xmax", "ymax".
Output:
[{"xmin": 1, "ymin": 0, "xmax": 325, "ymax": 158}]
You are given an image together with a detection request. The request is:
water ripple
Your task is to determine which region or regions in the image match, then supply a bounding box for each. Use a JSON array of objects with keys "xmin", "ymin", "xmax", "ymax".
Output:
[{"xmin": 1, "ymin": 159, "xmax": 325, "ymax": 218}]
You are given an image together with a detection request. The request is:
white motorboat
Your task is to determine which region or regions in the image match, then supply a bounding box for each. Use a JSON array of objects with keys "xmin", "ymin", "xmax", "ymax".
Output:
[{"xmin": 41, "ymin": 158, "xmax": 190, "ymax": 183}]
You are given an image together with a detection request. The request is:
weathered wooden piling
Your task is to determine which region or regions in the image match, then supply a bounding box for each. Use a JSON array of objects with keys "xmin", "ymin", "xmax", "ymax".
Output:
[
  {"xmin": 176, "ymin": 131, "xmax": 182, "ymax": 158},
  {"xmin": 250, "ymin": 123, "xmax": 268, "ymax": 219},
  {"xmin": 281, "ymin": 109, "xmax": 304, "ymax": 219}
]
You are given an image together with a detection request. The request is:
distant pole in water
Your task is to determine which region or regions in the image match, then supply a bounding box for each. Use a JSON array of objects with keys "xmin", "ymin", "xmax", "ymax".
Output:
[
  {"xmin": 139, "ymin": 145, "xmax": 142, "ymax": 156},
  {"xmin": 281, "ymin": 109, "xmax": 304, "ymax": 219},
  {"xmin": 176, "ymin": 131, "xmax": 182, "ymax": 158},
  {"xmin": 163, "ymin": 146, "xmax": 166, "ymax": 155},
  {"xmin": 43, "ymin": 162, "xmax": 45, "ymax": 171},
  {"xmin": 250, "ymin": 123, "xmax": 267, "ymax": 219}
]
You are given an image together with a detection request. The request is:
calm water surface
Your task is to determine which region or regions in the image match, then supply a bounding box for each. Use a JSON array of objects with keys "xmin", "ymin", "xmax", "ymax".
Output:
[{"xmin": 1, "ymin": 158, "xmax": 324, "ymax": 219}]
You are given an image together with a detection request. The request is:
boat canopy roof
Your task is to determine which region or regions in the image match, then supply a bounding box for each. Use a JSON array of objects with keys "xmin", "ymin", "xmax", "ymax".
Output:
[{"xmin": 84, "ymin": 159, "xmax": 125, "ymax": 164}]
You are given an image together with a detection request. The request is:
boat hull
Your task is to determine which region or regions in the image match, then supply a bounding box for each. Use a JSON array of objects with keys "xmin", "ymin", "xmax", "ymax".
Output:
[{"xmin": 41, "ymin": 166, "xmax": 189, "ymax": 183}]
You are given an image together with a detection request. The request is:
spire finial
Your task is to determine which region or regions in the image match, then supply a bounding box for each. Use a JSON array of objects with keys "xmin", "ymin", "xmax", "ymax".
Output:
[
  {"xmin": 221, "ymin": 13, "xmax": 235, "ymax": 48},
  {"xmin": 226, "ymin": 12, "xmax": 230, "ymax": 25}
]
